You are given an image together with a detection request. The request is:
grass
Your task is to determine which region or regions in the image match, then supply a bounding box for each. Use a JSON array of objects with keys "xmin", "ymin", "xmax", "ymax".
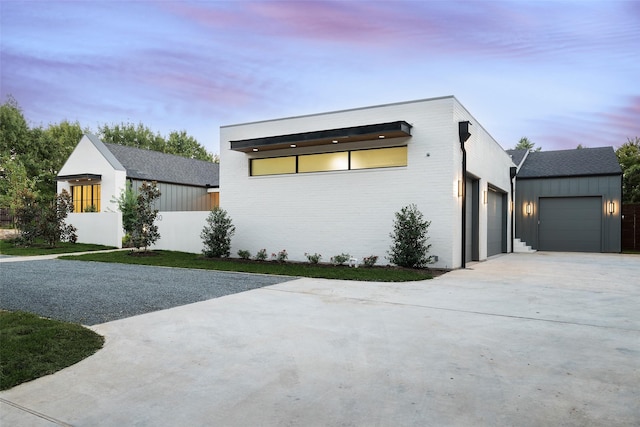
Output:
[
  {"xmin": 0, "ymin": 238, "xmax": 115, "ymax": 256},
  {"xmin": 0, "ymin": 311, "xmax": 104, "ymax": 390},
  {"xmin": 62, "ymin": 250, "xmax": 437, "ymax": 282}
]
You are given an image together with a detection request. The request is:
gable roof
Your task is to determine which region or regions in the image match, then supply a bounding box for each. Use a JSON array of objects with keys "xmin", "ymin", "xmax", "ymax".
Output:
[
  {"xmin": 517, "ymin": 147, "xmax": 621, "ymax": 179},
  {"xmin": 103, "ymin": 142, "xmax": 219, "ymax": 187},
  {"xmin": 506, "ymin": 149, "xmax": 528, "ymax": 168}
]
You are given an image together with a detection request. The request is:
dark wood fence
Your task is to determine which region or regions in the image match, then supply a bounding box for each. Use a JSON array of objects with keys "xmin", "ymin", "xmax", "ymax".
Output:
[
  {"xmin": 622, "ymin": 204, "xmax": 640, "ymax": 251},
  {"xmin": 0, "ymin": 208, "xmax": 13, "ymax": 227}
]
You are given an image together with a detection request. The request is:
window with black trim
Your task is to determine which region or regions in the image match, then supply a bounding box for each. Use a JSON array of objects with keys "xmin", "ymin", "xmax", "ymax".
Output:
[
  {"xmin": 71, "ymin": 184, "xmax": 101, "ymax": 212},
  {"xmin": 250, "ymin": 146, "xmax": 407, "ymax": 177}
]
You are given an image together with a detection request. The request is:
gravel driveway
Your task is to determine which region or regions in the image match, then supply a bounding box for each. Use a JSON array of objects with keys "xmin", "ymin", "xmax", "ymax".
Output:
[{"xmin": 0, "ymin": 259, "xmax": 294, "ymax": 325}]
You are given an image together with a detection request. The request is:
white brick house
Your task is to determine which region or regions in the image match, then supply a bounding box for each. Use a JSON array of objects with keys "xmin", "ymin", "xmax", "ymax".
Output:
[{"xmin": 220, "ymin": 96, "xmax": 515, "ymax": 269}]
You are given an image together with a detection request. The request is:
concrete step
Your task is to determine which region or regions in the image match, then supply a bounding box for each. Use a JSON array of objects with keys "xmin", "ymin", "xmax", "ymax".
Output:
[{"xmin": 514, "ymin": 238, "xmax": 537, "ymax": 253}]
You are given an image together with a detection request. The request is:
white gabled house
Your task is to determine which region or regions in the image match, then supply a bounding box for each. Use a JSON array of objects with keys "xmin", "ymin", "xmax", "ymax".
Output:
[
  {"xmin": 220, "ymin": 96, "xmax": 515, "ymax": 269},
  {"xmin": 56, "ymin": 134, "xmax": 219, "ymax": 249}
]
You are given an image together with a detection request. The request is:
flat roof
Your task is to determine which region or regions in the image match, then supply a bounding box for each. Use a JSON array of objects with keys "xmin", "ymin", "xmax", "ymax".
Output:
[{"xmin": 230, "ymin": 121, "xmax": 412, "ymax": 152}]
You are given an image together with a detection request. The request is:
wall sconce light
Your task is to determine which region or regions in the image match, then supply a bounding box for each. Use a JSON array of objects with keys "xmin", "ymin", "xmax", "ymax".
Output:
[
  {"xmin": 483, "ymin": 191, "xmax": 488, "ymax": 204},
  {"xmin": 458, "ymin": 180, "xmax": 463, "ymax": 197},
  {"xmin": 526, "ymin": 203, "xmax": 532, "ymax": 215},
  {"xmin": 608, "ymin": 201, "xmax": 615, "ymax": 214}
]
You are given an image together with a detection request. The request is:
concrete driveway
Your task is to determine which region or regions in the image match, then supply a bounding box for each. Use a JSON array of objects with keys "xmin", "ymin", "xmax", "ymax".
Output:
[{"xmin": 1, "ymin": 252, "xmax": 639, "ymax": 426}]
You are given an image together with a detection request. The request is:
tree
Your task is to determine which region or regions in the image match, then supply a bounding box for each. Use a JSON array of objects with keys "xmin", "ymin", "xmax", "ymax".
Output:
[
  {"xmin": 387, "ymin": 204, "xmax": 433, "ymax": 268},
  {"xmin": 0, "ymin": 95, "xmax": 29, "ymax": 159},
  {"xmin": 98, "ymin": 122, "xmax": 165, "ymax": 152},
  {"xmin": 130, "ymin": 181, "xmax": 161, "ymax": 251},
  {"xmin": 112, "ymin": 181, "xmax": 138, "ymax": 244},
  {"xmin": 514, "ymin": 137, "xmax": 541, "ymax": 152},
  {"xmin": 98, "ymin": 122, "xmax": 215, "ymax": 162},
  {"xmin": 14, "ymin": 189, "xmax": 40, "ymax": 246},
  {"xmin": 1, "ymin": 97, "xmax": 85, "ymax": 199},
  {"xmin": 616, "ymin": 137, "xmax": 640, "ymax": 203},
  {"xmin": 12, "ymin": 189, "xmax": 76, "ymax": 247},
  {"xmin": 0, "ymin": 155, "xmax": 38, "ymax": 227},
  {"xmin": 167, "ymin": 130, "xmax": 216, "ymax": 162},
  {"xmin": 201, "ymin": 207, "xmax": 235, "ymax": 257},
  {"xmin": 39, "ymin": 190, "xmax": 77, "ymax": 247}
]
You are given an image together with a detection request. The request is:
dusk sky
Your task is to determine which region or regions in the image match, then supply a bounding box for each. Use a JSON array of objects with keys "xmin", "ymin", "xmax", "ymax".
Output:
[{"xmin": 1, "ymin": 0, "xmax": 638, "ymax": 156}]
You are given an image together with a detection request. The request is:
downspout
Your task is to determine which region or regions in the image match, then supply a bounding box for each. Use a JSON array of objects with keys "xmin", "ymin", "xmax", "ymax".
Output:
[
  {"xmin": 459, "ymin": 121, "xmax": 471, "ymax": 269},
  {"xmin": 510, "ymin": 166, "xmax": 517, "ymax": 253}
]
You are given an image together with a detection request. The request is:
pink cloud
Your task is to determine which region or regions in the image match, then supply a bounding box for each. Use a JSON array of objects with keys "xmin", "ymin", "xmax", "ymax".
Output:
[{"xmin": 532, "ymin": 96, "xmax": 640, "ymax": 150}]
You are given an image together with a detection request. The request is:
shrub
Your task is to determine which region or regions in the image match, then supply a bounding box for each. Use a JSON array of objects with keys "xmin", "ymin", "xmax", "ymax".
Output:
[
  {"xmin": 201, "ymin": 207, "xmax": 235, "ymax": 257},
  {"xmin": 272, "ymin": 249, "xmax": 288, "ymax": 263},
  {"xmin": 305, "ymin": 252, "xmax": 322, "ymax": 264},
  {"xmin": 14, "ymin": 189, "xmax": 40, "ymax": 246},
  {"xmin": 362, "ymin": 255, "xmax": 378, "ymax": 267},
  {"xmin": 330, "ymin": 253, "xmax": 351, "ymax": 266},
  {"xmin": 14, "ymin": 189, "xmax": 77, "ymax": 247},
  {"xmin": 130, "ymin": 181, "xmax": 161, "ymax": 251},
  {"xmin": 255, "ymin": 248, "xmax": 268, "ymax": 261},
  {"xmin": 40, "ymin": 190, "xmax": 77, "ymax": 247},
  {"xmin": 237, "ymin": 249, "xmax": 251, "ymax": 259},
  {"xmin": 388, "ymin": 204, "xmax": 433, "ymax": 268},
  {"xmin": 113, "ymin": 181, "xmax": 137, "ymax": 237}
]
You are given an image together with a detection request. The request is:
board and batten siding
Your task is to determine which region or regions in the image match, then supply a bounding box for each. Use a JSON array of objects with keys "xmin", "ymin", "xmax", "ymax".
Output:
[
  {"xmin": 129, "ymin": 179, "xmax": 216, "ymax": 212},
  {"xmin": 221, "ymin": 97, "xmax": 513, "ymax": 269},
  {"xmin": 515, "ymin": 175, "xmax": 621, "ymax": 252}
]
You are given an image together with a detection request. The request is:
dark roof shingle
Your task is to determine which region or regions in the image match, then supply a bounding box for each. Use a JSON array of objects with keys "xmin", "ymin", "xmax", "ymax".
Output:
[
  {"xmin": 103, "ymin": 143, "xmax": 219, "ymax": 187},
  {"xmin": 506, "ymin": 149, "xmax": 528, "ymax": 167},
  {"xmin": 517, "ymin": 147, "xmax": 621, "ymax": 178}
]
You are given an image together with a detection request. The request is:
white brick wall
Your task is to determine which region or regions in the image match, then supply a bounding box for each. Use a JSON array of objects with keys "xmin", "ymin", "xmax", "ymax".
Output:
[{"xmin": 221, "ymin": 97, "xmax": 513, "ymax": 269}]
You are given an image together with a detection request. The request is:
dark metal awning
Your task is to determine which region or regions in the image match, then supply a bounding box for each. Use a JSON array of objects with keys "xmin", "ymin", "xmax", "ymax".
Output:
[
  {"xmin": 56, "ymin": 174, "xmax": 102, "ymax": 182},
  {"xmin": 230, "ymin": 121, "xmax": 412, "ymax": 152}
]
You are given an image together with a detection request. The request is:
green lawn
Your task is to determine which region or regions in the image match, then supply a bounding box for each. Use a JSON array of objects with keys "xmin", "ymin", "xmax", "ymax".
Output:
[
  {"xmin": 0, "ymin": 311, "xmax": 104, "ymax": 390},
  {"xmin": 0, "ymin": 239, "xmax": 115, "ymax": 256},
  {"xmin": 62, "ymin": 250, "xmax": 437, "ymax": 282}
]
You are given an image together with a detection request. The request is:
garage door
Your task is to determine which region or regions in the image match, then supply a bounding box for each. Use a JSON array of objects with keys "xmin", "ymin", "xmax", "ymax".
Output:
[
  {"xmin": 487, "ymin": 189, "xmax": 504, "ymax": 257},
  {"xmin": 538, "ymin": 197, "xmax": 601, "ymax": 252}
]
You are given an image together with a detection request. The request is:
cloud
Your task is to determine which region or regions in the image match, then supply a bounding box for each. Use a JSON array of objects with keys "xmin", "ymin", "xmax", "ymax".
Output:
[{"xmin": 531, "ymin": 96, "xmax": 640, "ymax": 150}]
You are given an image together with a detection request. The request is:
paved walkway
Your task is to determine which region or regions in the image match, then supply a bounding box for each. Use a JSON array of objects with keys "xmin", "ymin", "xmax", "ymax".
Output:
[
  {"xmin": 0, "ymin": 248, "xmax": 129, "ymax": 263},
  {"xmin": 1, "ymin": 252, "xmax": 639, "ymax": 426}
]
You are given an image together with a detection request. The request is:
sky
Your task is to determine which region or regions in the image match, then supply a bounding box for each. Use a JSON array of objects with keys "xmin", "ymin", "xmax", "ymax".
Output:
[{"xmin": 1, "ymin": 0, "xmax": 639, "ymax": 156}]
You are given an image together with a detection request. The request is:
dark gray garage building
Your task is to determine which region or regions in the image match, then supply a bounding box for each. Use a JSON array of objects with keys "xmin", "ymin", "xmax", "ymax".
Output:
[{"xmin": 512, "ymin": 147, "xmax": 622, "ymax": 253}]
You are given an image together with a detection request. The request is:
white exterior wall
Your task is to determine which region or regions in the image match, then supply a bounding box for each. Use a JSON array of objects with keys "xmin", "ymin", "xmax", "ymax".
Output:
[
  {"xmin": 57, "ymin": 135, "xmax": 127, "ymax": 248},
  {"xmin": 57, "ymin": 135, "xmax": 128, "ymax": 214},
  {"xmin": 453, "ymin": 101, "xmax": 515, "ymax": 262},
  {"xmin": 150, "ymin": 211, "xmax": 210, "ymax": 254},
  {"xmin": 221, "ymin": 97, "xmax": 510, "ymax": 269},
  {"xmin": 67, "ymin": 212, "xmax": 123, "ymax": 247}
]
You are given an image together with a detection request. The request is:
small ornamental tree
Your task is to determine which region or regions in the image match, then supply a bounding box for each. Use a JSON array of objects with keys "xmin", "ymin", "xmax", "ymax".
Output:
[
  {"xmin": 201, "ymin": 207, "xmax": 235, "ymax": 258},
  {"xmin": 14, "ymin": 189, "xmax": 77, "ymax": 247},
  {"xmin": 40, "ymin": 189, "xmax": 77, "ymax": 247},
  {"xmin": 387, "ymin": 204, "xmax": 433, "ymax": 268},
  {"xmin": 113, "ymin": 181, "xmax": 137, "ymax": 243},
  {"xmin": 130, "ymin": 181, "xmax": 161, "ymax": 251},
  {"xmin": 14, "ymin": 189, "xmax": 40, "ymax": 246}
]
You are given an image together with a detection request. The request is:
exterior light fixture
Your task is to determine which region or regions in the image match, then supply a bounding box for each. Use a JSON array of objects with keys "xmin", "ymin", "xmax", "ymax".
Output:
[
  {"xmin": 290, "ymin": 144, "xmax": 296, "ymax": 148},
  {"xmin": 608, "ymin": 201, "xmax": 615, "ymax": 214},
  {"xmin": 332, "ymin": 140, "xmax": 338, "ymax": 144},
  {"xmin": 483, "ymin": 191, "xmax": 488, "ymax": 204},
  {"xmin": 458, "ymin": 180, "xmax": 463, "ymax": 197},
  {"xmin": 252, "ymin": 148, "xmax": 258, "ymax": 152},
  {"xmin": 526, "ymin": 203, "xmax": 532, "ymax": 215},
  {"xmin": 378, "ymin": 135, "xmax": 385, "ymax": 139}
]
